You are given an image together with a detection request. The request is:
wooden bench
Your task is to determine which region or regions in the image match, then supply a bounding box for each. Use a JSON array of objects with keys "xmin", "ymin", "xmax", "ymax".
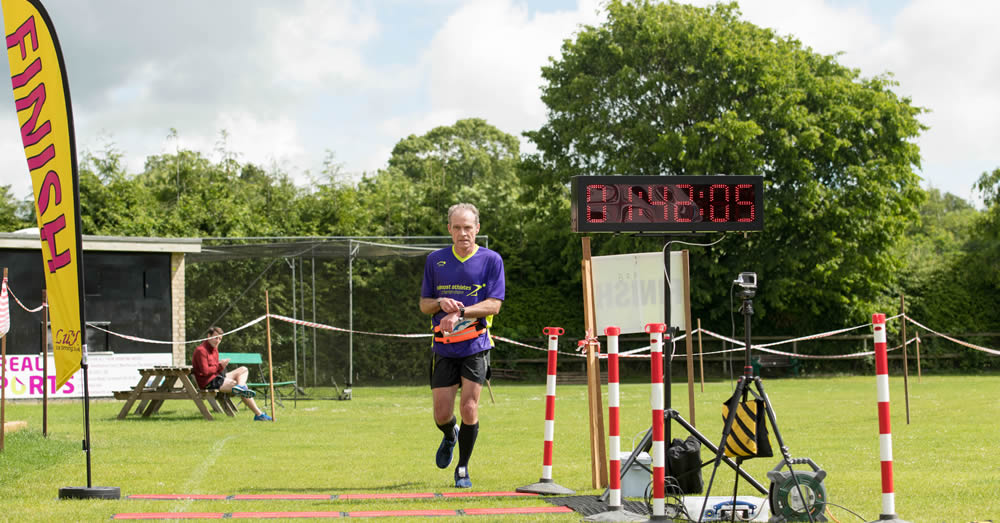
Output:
[
  {"xmin": 751, "ymin": 353, "xmax": 800, "ymax": 377},
  {"xmin": 114, "ymin": 366, "xmax": 237, "ymax": 420},
  {"xmin": 113, "ymin": 388, "xmax": 237, "ymax": 417}
]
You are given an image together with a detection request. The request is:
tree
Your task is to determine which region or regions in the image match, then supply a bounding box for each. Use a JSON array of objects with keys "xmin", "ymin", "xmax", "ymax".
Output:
[
  {"xmin": 523, "ymin": 0, "xmax": 927, "ymax": 333},
  {"xmin": 970, "ymin": 168, "xmax": 1000, "ymax": 290},
  {"xmin": 78, "ymin": 144, "xmax": 160, "ymax": 236},
  {"xmin": 894, "ymin": 188, "xmax": 977, "ymax": 286},
  {"xmin": 0, "ymin": 185, "xmax": 33, "ymax": 232},
  {"xmin": 379, "ymin": 118, "xmax": 524, "ymax": 236}
]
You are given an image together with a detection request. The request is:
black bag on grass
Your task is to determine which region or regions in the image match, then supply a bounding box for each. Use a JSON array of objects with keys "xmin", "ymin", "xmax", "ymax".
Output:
[{"xmin": 667, "ymin": 435, "xmax": 703, "ymax": 494}]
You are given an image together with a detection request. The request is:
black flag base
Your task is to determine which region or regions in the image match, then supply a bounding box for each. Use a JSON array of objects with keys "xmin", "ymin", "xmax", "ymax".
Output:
[
  {"xmin": 516, "ymin": 479, "xmax": 575, "ymax": 496},
  {"xmin": 58, "ymin": 486, "xmax": 120, "ymax": 499}
]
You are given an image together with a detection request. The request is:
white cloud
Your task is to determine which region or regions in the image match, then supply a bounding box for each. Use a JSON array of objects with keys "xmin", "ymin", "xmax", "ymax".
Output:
[
  {"xmin": 1, "ymin": 0, "xmax": 998, "ymax": 209},
  {"xmin": 884, "ymin": 0, "xmax": 1000, "ymax": 200},
  {"xmin": 401, "ymin": 0, "xmax": 602, "ymax": 138},
  {"xmin": 263, "ymin": 0, "xmax": 379, "ymax": 90},
  {"xmin": 731, "ymin": 0, "xmax": 1000, "ymax": 201}
]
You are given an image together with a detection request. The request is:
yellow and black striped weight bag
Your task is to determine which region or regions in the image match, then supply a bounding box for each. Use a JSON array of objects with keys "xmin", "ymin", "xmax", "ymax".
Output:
[{"xmin": 720, "ymin": 390, "xmax": 773, "ymax": 459}]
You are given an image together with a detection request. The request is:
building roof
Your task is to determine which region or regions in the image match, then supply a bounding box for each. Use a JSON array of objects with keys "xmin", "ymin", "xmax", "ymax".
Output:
[
  {"xmin": 0, "ymin": 230, "xmax": 201, "ymax": 253},
  {"xmin": 188, "ymin": 237, "xmax": 458, "ymax": 262}
]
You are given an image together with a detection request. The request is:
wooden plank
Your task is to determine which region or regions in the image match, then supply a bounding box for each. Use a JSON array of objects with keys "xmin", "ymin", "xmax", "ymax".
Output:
[
  {"xmin": 115, "ymin": 391, "xmax": 220, "ymax": 401},
  {"xmin": 580, "ymin": 237, "xmax": 608, "ymax": 489},
  {"xmin": 221, "ymin": 394, "xmax": 238, "ymax": 415},
  {"xmin": 117, "ymin": 369, "xmax": 156, "ymax": 420},
  {"xmin": 682, "ymin": 250, "xmax": 696, "ymax": 427},
  {"xmin": 177, "ymin": 372, "xmax": 214, "ymax": 421},
  {"xmin": 142, "ymin": 375, "xmax": 179, "ymax": 417},
  {"xmin": 3, "ymin": 420, "xmax": 27, "ymax": 434}
]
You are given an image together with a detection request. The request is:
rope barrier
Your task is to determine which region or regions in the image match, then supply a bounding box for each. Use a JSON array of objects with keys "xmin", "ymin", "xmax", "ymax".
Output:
[
  {"xmin": 0, "ymin": 281, "xmax": 995, "ymax": 360},
  {"xmin": 86, "ymin": 316, "xmax": 269, "ymax": 345},
  {"xmin": 268, "ymin": 313, "xmax": 432, "ymax": 339},
  {"xmin": 903, "ymin": 314, "xmax": 1000, "ymax": 356},
  {"xmin": 6, "ymin": 286, "xmax": 45, "ymax": 313}
]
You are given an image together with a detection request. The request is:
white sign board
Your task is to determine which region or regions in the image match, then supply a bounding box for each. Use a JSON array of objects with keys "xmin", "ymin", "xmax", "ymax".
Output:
[
  {"xmin": 0, "ymin": 352, "xmax": 171, "ymax": 399},
  {"xmin": 592, "ymin": 251, "xmax": 687, "ymax": 334}
]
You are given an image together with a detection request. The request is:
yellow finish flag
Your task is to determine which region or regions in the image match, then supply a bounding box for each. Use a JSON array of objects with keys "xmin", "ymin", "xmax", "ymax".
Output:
[{"xmin": 2, "ymin": 0, "xmax": 84, "ymax": 389}]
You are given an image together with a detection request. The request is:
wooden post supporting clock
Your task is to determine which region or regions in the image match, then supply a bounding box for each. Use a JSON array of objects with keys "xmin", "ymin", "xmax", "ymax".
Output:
[{"xmin": 580, "ymin": 237, "xmax": 608, "ymax": 488}]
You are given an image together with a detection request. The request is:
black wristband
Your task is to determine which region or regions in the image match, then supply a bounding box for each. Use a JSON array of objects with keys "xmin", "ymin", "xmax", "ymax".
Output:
[{"xmin": 459, "ymin": 306, "xmax": 465, "ymax": 319}]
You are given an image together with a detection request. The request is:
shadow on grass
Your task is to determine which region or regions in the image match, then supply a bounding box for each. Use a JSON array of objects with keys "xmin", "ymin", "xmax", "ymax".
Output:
[
  {"xmin": 237, "ymin": 482, "xmax": 424, "ymax": 493},
  {"xmin": 107, "ymin": 411, "xmax": 219, "ymax": 422}
]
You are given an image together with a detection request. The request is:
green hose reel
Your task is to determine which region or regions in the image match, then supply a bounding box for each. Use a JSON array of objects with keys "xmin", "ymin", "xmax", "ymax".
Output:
[{"xmin": 767, "ymin": 458, "xmax": 828, "ymax": 522}]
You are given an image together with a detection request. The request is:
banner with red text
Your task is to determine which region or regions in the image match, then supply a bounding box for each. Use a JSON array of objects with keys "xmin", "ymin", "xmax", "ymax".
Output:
[{"xmin": 2, "ymin": 0, "xmax": 84, "ymax": 389}]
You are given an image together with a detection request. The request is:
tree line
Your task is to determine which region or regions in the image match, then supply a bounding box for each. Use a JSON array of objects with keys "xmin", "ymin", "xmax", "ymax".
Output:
[{"xmin": 1, "ymin": 1, "xmax": 997, "ymax": 381}]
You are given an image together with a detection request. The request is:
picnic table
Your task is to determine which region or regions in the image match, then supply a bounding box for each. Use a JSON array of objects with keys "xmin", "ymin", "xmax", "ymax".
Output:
[{"xmin": 114, "ymin": 366, "xmax": 237, "ymax": 420}]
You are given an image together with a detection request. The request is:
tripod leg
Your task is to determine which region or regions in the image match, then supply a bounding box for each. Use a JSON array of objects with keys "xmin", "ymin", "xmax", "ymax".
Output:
[
  {"xmin": 753, "ymin": 377, "xmax": 816, "ymax": 523},
  {"xmin": 598, "ymin": 426, "xmax": 654, "ymax": 503},
  {"xmin": 699, "ymin": 376, "xmax": 747, "ymax": 523},
  {"xmin": 730, "ymin": 459, "xmax": 741, "ymax": 523}
]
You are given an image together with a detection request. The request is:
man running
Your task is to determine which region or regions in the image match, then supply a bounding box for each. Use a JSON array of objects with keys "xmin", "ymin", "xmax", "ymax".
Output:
[{"xmin": 419, "ymin": 203, "xmax": 505, "ymax": 488}]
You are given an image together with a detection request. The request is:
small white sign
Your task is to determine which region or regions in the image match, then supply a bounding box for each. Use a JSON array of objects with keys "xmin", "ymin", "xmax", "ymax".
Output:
[
  {"xmin": 591, "ymin": 252, "xmax": 664, "ymax": 335},
  {"xmin": 592, "ymin": 251, "xmax": 688, "ymax": 335}
]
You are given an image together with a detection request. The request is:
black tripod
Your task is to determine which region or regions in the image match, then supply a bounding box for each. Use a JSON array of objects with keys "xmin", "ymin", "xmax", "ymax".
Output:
[
  {"xmin": 698, "ymin": 285, "xmax": 815, "ymax": 523},
  {"xmin": 598, "ymin": 327, "xmax": 769, "ymax": 507}
]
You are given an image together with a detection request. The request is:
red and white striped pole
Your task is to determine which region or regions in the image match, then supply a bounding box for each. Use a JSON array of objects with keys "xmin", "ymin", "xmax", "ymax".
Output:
[
  {"xmin": 516, "ymin": 327, "xmax": 574, "ymax": 495},
  {"xmin": 606, "ymin": 326, "xmax": 624, "ymax": 509},
  {"xmin": 872, "ymin": 314, "xmax": 908, "ymax": 522},
  {"xmin": 586, "ymin": 327, "xmax": 644, "ymax": 522},
  {"xmin": 646, "ymin": 323, "xmax": 668, "ymax": 520}
]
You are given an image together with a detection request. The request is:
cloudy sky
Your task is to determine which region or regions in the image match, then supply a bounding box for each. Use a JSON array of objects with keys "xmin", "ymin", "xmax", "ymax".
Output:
[{"xmin": 0, "ymin": 0, "xmax": 997, "ymax": 206}]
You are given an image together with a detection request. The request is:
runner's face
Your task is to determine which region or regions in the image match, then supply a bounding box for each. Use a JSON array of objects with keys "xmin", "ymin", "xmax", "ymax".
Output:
[{"xmin": 448, "ymin": 210, "xmax": 479, "ymax": 254}]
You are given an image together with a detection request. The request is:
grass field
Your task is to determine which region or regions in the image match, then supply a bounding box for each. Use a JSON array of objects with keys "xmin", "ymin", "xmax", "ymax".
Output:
[{"xmin": 1, "ymin": 375, "xmax": 998, "ymax": 522}]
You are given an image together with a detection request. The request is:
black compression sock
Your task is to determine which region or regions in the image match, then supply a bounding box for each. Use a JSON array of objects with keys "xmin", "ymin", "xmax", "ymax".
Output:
[
  {"xmin": 437, "ymin": 416, "xmax": 457, "ymax": 441},
  {"xmin": 457, "ymin": 422, "xmax": 479, "ymax": 468}
]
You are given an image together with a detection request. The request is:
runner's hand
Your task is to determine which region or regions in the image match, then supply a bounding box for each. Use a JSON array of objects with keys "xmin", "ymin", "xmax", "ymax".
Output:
[
  {"xmin": 438, "ymin": 297, "xmax": 462, "ymax": 314},
  {"xmin": 439, "ymin": 311, "xmax": 462, "ymax": 333}
]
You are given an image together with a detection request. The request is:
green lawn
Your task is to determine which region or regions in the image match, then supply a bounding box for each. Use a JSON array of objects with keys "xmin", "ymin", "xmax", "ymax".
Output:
[{"xmin": 1, "ymin": 375, "xmax": 998, "ymax": 522}]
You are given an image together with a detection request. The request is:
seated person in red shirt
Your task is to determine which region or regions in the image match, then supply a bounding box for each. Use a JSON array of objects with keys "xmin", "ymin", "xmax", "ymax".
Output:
[{"xmin": 192, "ymin": 326, "xmax": 271, "ymax": 421}]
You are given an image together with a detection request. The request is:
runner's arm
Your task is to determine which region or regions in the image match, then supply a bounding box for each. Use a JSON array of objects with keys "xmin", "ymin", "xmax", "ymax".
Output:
[{"xmin": 458, "ymin": 298, "xmax": 502, "ymax": 318}]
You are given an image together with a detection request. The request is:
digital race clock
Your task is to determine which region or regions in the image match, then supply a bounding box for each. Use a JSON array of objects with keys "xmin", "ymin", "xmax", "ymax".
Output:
[{"xmin": 570, "ymin": 175, "xmax": 764, "ymax": 233}]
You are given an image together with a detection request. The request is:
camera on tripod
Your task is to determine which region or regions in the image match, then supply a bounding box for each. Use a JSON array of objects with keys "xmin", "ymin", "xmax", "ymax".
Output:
[{"xmin": 734, "ymin": 272, "xmax": 757, "ymax": 297}]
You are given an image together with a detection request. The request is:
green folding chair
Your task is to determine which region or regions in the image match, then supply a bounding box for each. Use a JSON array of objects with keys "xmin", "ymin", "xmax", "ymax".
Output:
[{"xmin": 220, "ymin": 352, "xmax": 297, "ymax": 407}]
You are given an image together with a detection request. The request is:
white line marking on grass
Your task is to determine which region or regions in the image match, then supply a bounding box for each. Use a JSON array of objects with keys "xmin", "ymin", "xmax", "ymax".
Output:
[{"xmin": 173, "ymin": 435, "xmax": 235, "ymax": 512}]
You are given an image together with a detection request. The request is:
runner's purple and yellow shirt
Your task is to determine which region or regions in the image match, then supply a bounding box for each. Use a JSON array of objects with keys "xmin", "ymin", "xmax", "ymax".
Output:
[{"xmin": 421, "ymin": 245, "xmax": 505, "ymax": 358}]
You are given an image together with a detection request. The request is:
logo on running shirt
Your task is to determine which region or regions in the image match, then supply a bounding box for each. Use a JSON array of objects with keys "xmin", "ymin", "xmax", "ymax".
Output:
[
  {"xmin": 437, "ymin": 261, "xmax": 447, "ymax": 267},
  {"xmin": 467, "ymin": 284, "xmax": 485, "ymax": 297}
]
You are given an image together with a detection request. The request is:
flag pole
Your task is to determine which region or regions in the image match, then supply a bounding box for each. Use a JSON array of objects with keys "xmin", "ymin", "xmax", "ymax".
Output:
[
  {"xmin": 57, "ymin": 151, "xmax": 119, "ymax": 498},
  {"xmin": 42, "ymin": 289, "xmax": 48, "ymax": 437},
  {"xmin": 1, "ymin": 268, "xmax": 6, "ymax": 452},
  {"xmin": 265, "ymin": 290, "xmax": 276, "ymax": 421}
]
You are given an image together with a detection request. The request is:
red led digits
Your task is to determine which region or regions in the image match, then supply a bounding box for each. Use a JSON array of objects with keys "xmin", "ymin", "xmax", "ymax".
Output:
[
  {"xmin": 709, "ymin": 184, "xmax": 730, "ymax": 222},
  {"xmin": 625, "ymin": 185, "xmax": 665, "ymax": 223},
  {"xmin": 586, "ymin": 184, "xmax": 608, "ymax": 223},
  {"xmin": 736, "ymin": 184, "xmax": 755, "ymax": 222},
  {"xmin": 571, "ymin": 175, "xmax": 762, "ymax": 232},
  {"xmin": 673, "ymin": 184, "xmax": 694, "ymax": 222},
  {"xmin": 649, "ymin": 185, "xmax": 667, "ymax": 221}
]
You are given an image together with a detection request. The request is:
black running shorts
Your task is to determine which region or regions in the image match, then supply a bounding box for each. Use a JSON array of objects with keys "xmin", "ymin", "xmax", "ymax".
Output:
[
  {"xmin": 205, "ymin": 374, "xmax": 225, "ymax": 390},
  {"xmin": 430, "ymin": 350, "xmax": 489, "ymax": 389}
]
